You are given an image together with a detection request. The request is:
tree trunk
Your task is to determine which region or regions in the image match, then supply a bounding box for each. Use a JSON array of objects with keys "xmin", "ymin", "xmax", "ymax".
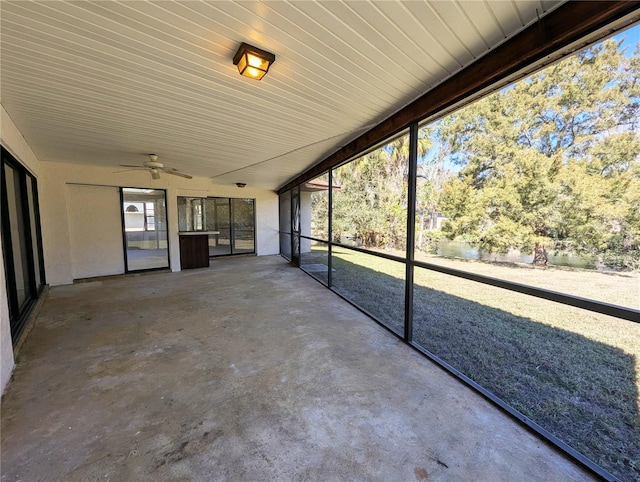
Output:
[{"xmin": 533, "ymin": 242, "xmax": 548, "ymax": 266}]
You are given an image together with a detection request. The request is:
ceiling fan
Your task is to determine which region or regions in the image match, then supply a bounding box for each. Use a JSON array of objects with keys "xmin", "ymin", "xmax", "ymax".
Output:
[{"xmin": 118, "ymin": 154, "xmax": 193, "ymax": 180}]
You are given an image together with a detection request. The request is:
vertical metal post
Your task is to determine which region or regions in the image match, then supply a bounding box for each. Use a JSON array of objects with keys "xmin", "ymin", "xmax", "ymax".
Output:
[
  {"xmin": 404, "ymin": 122, "xmax": 418, "ymax": 343},
  {"xmin": 18, "ymin": 169, "xmax": 37, "ymax": 297},
  {"xmin": 119, "ymin": 187, "xmax": 130, "ymax": 273},
  {"xmin": 291, "ymin": 186, "xmax": 300, "ymax": 266},
  {"xmin": 163, "ymin": 190, "xmax": 171, "ymax": 268},
  {"xmin": 327, "ymin": 170, "xmax": 333, "ymax": 287},
  {"xmin": 31, "ymin": 176, "xmax": 47, "ymax": 286},
  {"xmin": 229, "ymin": 198, "xmax": 235, "ymax": 255}
]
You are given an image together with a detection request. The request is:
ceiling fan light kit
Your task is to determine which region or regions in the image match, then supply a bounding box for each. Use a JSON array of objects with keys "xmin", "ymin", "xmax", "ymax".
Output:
[{"xmin": 145, "ymin": 154, "xmax": 163, "ymax": 169}]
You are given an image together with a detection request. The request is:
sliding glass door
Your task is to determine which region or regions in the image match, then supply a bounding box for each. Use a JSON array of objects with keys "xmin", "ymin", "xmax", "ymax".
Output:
[
  {"xmin": 231, "ymin": 198, "xmax": 255, "ymax": 254},
  {"xmin": 177, "ymin": 196, "xmax": 255, "ymax": 257},
  {"xmin": 1, "ymin": 147, "xmax": 46, "ymax": 344},
  {"xmin": 121, "ymin": 188, "xmax": 169, "ymax": 271},
  {"xmin": 207, "ymin": 198, "xmax": 231, "ymax": 256}
]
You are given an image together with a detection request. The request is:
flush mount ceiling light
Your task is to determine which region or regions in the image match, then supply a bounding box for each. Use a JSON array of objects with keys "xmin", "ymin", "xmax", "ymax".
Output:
[{"xmin": 233, "ymin": 42, "xmax": 276, "ymax": 80}]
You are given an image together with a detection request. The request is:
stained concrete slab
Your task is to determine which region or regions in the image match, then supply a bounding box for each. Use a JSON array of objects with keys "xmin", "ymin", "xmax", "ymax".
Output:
[{"xmin": 1, "ymin": 255, "xmax": 594, "ymax": 481}]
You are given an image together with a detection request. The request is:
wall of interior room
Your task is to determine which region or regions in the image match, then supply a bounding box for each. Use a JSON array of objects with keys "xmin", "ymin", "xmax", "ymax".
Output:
[{"xmin": 38, "ymin": 162, "xmax": 279, "ymax": 286}]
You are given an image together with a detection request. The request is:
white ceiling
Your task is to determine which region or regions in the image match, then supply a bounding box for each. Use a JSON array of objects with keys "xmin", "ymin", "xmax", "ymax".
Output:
[{"xmin": 0, "ymin": 0, "xmax": 564, "ymax": 190}]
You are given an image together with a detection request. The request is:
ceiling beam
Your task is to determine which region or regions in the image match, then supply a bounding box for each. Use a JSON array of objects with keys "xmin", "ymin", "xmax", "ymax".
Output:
[{"xmin": 278, "ymin": 1, "xmax": 640, "ymax": 194}]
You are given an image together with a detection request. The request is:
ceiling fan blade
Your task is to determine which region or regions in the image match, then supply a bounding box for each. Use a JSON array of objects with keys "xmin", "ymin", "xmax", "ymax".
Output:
[
  {"xmin": 151, "ymin": 169, "xmax": 161, "ymax": 180},
  {"xmin": 119, "ymin": 164, "xmax": 143, "ymax": 168},
  {"xmin": 164, "ymin": 168, "xmax": 192, "ymax": 179},
  {"xmin": 113, "ymin": 168, "xmax": 145, "ymax": 173}
]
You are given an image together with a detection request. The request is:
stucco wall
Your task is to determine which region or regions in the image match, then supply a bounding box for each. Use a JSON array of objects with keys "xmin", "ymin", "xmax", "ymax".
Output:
[
  {"xmin": 67, "ymin": 184, "xmax": 125, "ymax": 278},
  {"xmin": 0, "ymin": 231, "xmax": 15, "ymax": 395}
]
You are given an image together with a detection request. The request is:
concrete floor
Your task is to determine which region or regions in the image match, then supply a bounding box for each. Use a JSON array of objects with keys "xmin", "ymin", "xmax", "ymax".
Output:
[{"xmin": 1, "ymin": 255, "xmax": 594, "ymax": 481}]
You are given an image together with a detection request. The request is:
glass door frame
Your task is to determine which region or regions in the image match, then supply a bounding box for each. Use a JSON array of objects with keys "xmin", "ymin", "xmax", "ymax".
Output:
[
  {"xmin": 177, "ymin": 196, "xmax": 257, "ymax": 258},
  {"xmin": 229, "ymin": 197, "xmax": 256, "ymax": 256},
  {"xmin": 207, "ymin": 196, "xmax": 256, "ymax": 257},
  {"xmin": 120, "ymin": 187, "xmax": 170, "ymax": 273},
  {"xmin": 0, "ymin": 146, "xmax": 46, "ymax": 345}
]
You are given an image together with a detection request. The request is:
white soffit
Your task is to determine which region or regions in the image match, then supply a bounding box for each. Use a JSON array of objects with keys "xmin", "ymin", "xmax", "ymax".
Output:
[{"xmin": 0, "ymin": 0, "xmax": 565, "ymax": 190}]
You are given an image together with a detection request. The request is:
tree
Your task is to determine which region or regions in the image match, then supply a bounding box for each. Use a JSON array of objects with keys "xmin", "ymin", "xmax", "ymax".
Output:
[
  {"xmin": 415, "ymin": 123, "xmax": 453, "ymax": 252},
  {"xmin": 439, "ymin": 38, "xmax": 640, "ymax": 267},
  {"xmin": 331, "ymin": 133, "xmax": 431, "ymax": 250},
  {"xmin": 332, "ymin": 138, "xmax": 408, "ymax": 248}
]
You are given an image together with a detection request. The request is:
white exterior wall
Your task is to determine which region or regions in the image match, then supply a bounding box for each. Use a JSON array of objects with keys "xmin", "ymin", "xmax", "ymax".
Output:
[
  {"xmin": 67, "ymin": 184, "xmax": 124, "ymax": 279},
  {"xmin": 1, "ymin": 105, "xmax": 43, "ymax": 394},
  {"xmin": 0, "ymin": 231, "xmax": 15, "ymax": 394}
]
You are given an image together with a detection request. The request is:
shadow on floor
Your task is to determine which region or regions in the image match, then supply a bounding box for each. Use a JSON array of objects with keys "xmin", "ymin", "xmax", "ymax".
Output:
[{"xmin": 319, "ymin": 253, "xmax": 639, "ymax": 482}]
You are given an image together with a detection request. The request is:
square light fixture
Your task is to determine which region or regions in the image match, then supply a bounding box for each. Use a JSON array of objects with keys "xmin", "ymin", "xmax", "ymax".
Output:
[{"xmin": 233, "ymin": 42, "xmax": 276, "ymax": 80}]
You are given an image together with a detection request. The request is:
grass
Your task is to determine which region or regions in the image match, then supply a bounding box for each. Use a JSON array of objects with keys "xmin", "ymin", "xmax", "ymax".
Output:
[{"xmin": 302, "ymin": 246, "xmax": 640, "ymax": 482}]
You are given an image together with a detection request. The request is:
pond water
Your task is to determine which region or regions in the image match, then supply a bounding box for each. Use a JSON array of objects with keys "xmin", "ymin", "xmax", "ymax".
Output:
[{"xmin": 436, "ymin": 240, "xmax": 597, "ymax": 269}]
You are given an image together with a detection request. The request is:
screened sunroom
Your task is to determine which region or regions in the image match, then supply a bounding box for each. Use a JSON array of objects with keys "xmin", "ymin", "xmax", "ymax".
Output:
[{"xmin": 1, "ymin": 2, "xmax": 639, "ymax": 481}]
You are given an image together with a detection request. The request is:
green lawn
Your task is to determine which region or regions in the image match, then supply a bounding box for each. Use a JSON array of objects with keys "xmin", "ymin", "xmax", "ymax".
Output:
[{"xmin": 305, "ymin": 247, "xmax": 640, "ymax": 482}]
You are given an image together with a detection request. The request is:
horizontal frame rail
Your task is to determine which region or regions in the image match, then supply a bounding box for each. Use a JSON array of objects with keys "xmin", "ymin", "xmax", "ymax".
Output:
[
  {"xmin": 292, "ymin": 235, "xmax": 639, "ymax": 323},
  {"xmin": 414, "ymin": 260, "xmax": 639, "ymax": 323}
]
